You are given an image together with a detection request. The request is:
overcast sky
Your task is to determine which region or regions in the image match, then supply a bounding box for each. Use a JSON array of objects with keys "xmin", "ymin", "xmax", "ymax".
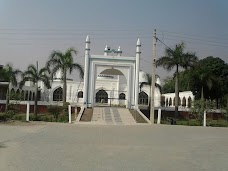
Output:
[{"xmin": 0, "ymin": 0, "xmax": 227, "ymax": 81}]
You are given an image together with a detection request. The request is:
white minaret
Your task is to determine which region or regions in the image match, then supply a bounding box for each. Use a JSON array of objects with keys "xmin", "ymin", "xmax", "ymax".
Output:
[
  {"xmin": 117, "ymin": 46, "xmax": 122, "ymax": 56},
  {"xmin": 83, "ymin": 35, "xmax": 90, "ymax": 107},
  {"xmin": 134, "ymin": 38, "xmax": 141, "ymax": 109}
]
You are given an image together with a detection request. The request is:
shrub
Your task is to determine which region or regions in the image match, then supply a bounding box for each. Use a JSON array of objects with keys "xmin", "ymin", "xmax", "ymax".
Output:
[
  {"xmin": 62, "ymin": 102, "xmax": 70, "ymax": 115},
  {"xmin": 47, "ymin": 105, "xmax": 63, "ymax": 121}
]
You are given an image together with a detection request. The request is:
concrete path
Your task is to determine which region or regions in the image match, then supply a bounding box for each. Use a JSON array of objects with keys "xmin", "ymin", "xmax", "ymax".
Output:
[
  {"xmin": 92, "ymin": 107, "xmax": 136, "ymax": 125},
  {"xmin": 0, "ymin": 122, "xmax": 228, "ymax": 171}
]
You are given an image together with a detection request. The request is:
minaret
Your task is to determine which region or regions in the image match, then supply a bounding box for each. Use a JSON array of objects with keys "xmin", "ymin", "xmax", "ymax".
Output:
[
  {"xmin": 83, "ymin": 35, "xmax": 90, "ymax": 107},
  {"xmin": 104, "ymin": 45, "xmax": 108, "ymax": 56},
  {"xmin": 134, "ymin": 38, "xmax": 141, "ymax": 109},
  {"xmin": 117, "ymin": 46, "xmax": 122, "ymax": 56}
]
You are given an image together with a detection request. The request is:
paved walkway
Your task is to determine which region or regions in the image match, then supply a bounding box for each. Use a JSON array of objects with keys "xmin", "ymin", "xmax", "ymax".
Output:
[
  {"xmin": 92, "ymin": 107, "xmax": 136, "ymax": 125},
  {"xmin": 0, "ymin": 122, "xmax": 228, "ymax": 171}
]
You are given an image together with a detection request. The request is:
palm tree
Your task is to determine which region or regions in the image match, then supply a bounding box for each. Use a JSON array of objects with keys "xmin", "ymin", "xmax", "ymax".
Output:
[
  {"xmin": 20, "ymin": 62, "xmax": 50, "ymax": 118},
  {"xmin": 139, "ymin": 73, "xmax": 161, "ymax": 107},
  {"xmin": 157, "ymin": 42, "xmax": 198, "ymax": 117},
  {"xmin": 46, "ymin": 48, "xmax": 84, "ymax": 103},
  {"xmin": 1, "ymin": 64, "xmax": 22, "ymax": 112}
]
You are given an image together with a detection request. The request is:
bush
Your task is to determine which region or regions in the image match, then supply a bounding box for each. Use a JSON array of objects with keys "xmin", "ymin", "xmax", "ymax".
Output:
[
  {"xmin": 62, "ymin": 102, "xmax": 70, "ymax": 115},
  {"xmin": 47, "ymin": 105, "xmax": 63, "ymax": 121},
  {"xmin": 58, "ymin": 114, "xmax": 68, "ymax": 123},
  {"xmin": 207, "ymin": 120, "xmax": 228, "ymax": 127}
]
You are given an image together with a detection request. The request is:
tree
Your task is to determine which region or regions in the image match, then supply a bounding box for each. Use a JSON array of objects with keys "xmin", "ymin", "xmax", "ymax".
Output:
[
  {"xmin": 20, "ymin": 62, "xmax": 50, "ymax": 118},
  {"xmin": 1, "ymin": 64, "xmax": 22, "ymax": 112},
  {"xmin": 47, "ymin": 48, "xmax": 84, "ymax": 103},
  {"xmin": 157, "ymin": 42, "xmax": 198, "ymax": 117},
  {"xmin": 188, "ymin": 57, "xmax": 228, "ymax": 109}
]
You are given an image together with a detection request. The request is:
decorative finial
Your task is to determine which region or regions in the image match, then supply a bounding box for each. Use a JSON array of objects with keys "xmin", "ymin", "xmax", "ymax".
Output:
[
  {"xmin": 86, "ymin": 35, "xmax": 90, "ymax": 43},
  {"xmin": 118, "ymin": 46, "xmax": 121, "ymax": 51},
  {"xmin": 137, "ymin": 38, "xmax": 141, "ymax": 46},
  {"xmin": 105, "ymin": 45, "xmax": 108, "ymax": 51}
]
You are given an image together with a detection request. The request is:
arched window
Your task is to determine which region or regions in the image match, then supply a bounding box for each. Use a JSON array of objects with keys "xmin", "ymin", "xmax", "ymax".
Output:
[
  {"xmin": 32, "ymin": 92, "xmax": 35, "ymax": 101},
  {"xmin": 188, "ymin": 97, "xmax": 192, "ymax": 108},
  {"xmin": 25, "ymin": 91, "xmax": 29, "ymax": 101},
  {"xmin": 96, "ymin": 89, "xmax": 108, "ymax": 103},
  {"xmin": 166, "ymin": 98, "xmax": 168, "ymax": 107},
  {"xmin": 169, "ymin": 97, "xmax": 172, "ymax": 106},
  {"xmin": 138, "ymin": 91, "xmax": 148, "ymax": 105},
  {"xmin": 53, "ymin": 87, "xmax": 63, "ymax": 101},
  {"xmin": 182, "ymin": 97, "xmax": 186, "ymax": 107},
  {"xmin": 77, "ymin": 91, "xmax": 83, "ymax": 98},
  {"xmin": 29, "ymin": 91, "xmax": 32, "ymax": 101},
  {"xmin": 119, "ymin": 93, "xmax": 126, "ymax": 100}
]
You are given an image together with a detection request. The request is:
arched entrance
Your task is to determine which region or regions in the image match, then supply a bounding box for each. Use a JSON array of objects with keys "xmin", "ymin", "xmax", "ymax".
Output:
[
  {"xmin": 96, "ymin": 89, "xmax": 108, "ymax": 104},
  {"xmin": 83, "ymin": 36, "xmax": 141, "ymax": 109}
]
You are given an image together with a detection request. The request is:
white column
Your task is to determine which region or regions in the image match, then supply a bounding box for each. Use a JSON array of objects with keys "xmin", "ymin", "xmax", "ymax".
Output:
[
  {"xmin": 127, "ymin": 68, "xmax": 131, "ymax": 108},
  {"xmin": 203, "ymin": 111, "xmax": 206, "ymax": 127},
  {"xmin": 68, "ymin": 105, "xmax": 71, "ymax": 123},
  {"xmin": 26, "ymin": 103, "xmax": 29, "ymax": 122},
  {"xmin": 117, "ymin": 75, "xmax": 120, "ymax": 105},
  {"xmin": 157, "ymin": 108, "xmax": 161, "ymax": 124},
  {"xmin": 134, "ymin": 38, "xmax": 141, "ymax": 109},
  {"xmin": 83, "ymin": 35, "xmax": 90, "ymax": 108}
]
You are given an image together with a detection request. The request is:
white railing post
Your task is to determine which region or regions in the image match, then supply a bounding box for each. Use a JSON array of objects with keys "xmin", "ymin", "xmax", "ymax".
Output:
[
  {"xmin": 26, "ymin": 103, "xmax": 30, "ymax": 122},
  {"xmin": 68, "ymin": 105, "xmax": 71, "ymax": 123},
  {"xmin": 203, "ymin": 110, "xmax": 206, "ymax": 127},
  {"xmin": 157, "ymin": 108, "xmax": 161, "ymax": 124}
]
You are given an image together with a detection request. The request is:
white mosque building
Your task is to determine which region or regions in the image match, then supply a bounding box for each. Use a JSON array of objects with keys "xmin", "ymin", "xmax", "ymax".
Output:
[{"xmin": 0, "ymin": 36, "xmax": 194, "ymax": 110}]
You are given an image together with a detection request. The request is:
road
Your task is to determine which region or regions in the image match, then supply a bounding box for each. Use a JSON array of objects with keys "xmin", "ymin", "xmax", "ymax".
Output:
[{"xmin": 0, "ymin": 122, "xmax": 228, "ymax": 171}]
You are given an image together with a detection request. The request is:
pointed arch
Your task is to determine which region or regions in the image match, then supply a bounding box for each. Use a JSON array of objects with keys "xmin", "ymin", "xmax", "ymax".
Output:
[
  {"xmin": 77, "ymin": 91, "xmax": 83, "ymax": 98},
  {"xmin": 182, "ymin": 97, "xmax": 186, "ymax": 107},
  {"xmin": 29, "ymin": 91, "xmax": 32, "ymax": 101},
  {"xmin": 25, "ymin": 91, "xmax": 29, "ymax": 100},
  {"xmin": 53, "ymin": 87, "xmax": 63, "ymax": 101},
  {"xmin": 138, "ymin": 91, "xmax": 148, "ymax": 105},
  {"xmin": 96, "ymin": 89, "xmax": 108, "ymax": 103},
  {"xmin": 119, "ymin": 93, "xmax": 126, "ymax": 100},
  {"xmin": 169, "ymin": 97, "xmax": 172, "ymax": 106},
  {"xmin": 188, "ymin": 97, "xmax": 192, "ymax": 108}
]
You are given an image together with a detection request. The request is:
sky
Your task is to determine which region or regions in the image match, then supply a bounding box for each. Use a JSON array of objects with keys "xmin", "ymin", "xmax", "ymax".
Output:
[{"xmin": 0, "ymin": 0, "xmax": 228, "ymax": 82}]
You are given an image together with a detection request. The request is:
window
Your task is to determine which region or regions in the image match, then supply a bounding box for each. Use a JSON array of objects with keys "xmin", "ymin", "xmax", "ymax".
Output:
[
  {"xmin": 138, "ymin": 91, "xmax": 148, "ymax": 105},
  {"xmin": 119, "ymin": 93, "xmax": 125, "ymax": 100},
  {"xmin": 78, "ymin": 91, "xmax": 83, "ymax": 98},
  {"xmin": 53, "ymin": 87, "xmax": 63, "ymax": 101}
]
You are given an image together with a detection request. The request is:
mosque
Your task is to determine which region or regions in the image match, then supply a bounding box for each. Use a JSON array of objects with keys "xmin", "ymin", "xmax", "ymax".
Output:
[{"xmin": 0, "ymin": 36, "xmax": 194, "ymax": 111}]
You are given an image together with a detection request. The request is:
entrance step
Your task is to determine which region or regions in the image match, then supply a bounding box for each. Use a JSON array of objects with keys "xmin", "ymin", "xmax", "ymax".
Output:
[{"xmin": 92, "ymin": 107, "xmax": 137, "ymax": 125}]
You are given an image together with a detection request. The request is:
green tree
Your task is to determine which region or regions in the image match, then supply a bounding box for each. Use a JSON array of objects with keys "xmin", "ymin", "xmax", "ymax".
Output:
[
  {"xmin": 47, "ymin": 48, "xmax": 84, "ymax": 103},
  {"xmin": 188, "ymin": 56, "xmax": 228, "ymax": 109},
  {"xmin": 157, "ymin": 42, "xmax": 198, "ymax": 117},
  {"xmin": 20, "ymin": 62, "xmax": 50, "ymax": 118},
  {"xmin": 1, "ymin": 64, "xmax": 22, "ymax": 112}
]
